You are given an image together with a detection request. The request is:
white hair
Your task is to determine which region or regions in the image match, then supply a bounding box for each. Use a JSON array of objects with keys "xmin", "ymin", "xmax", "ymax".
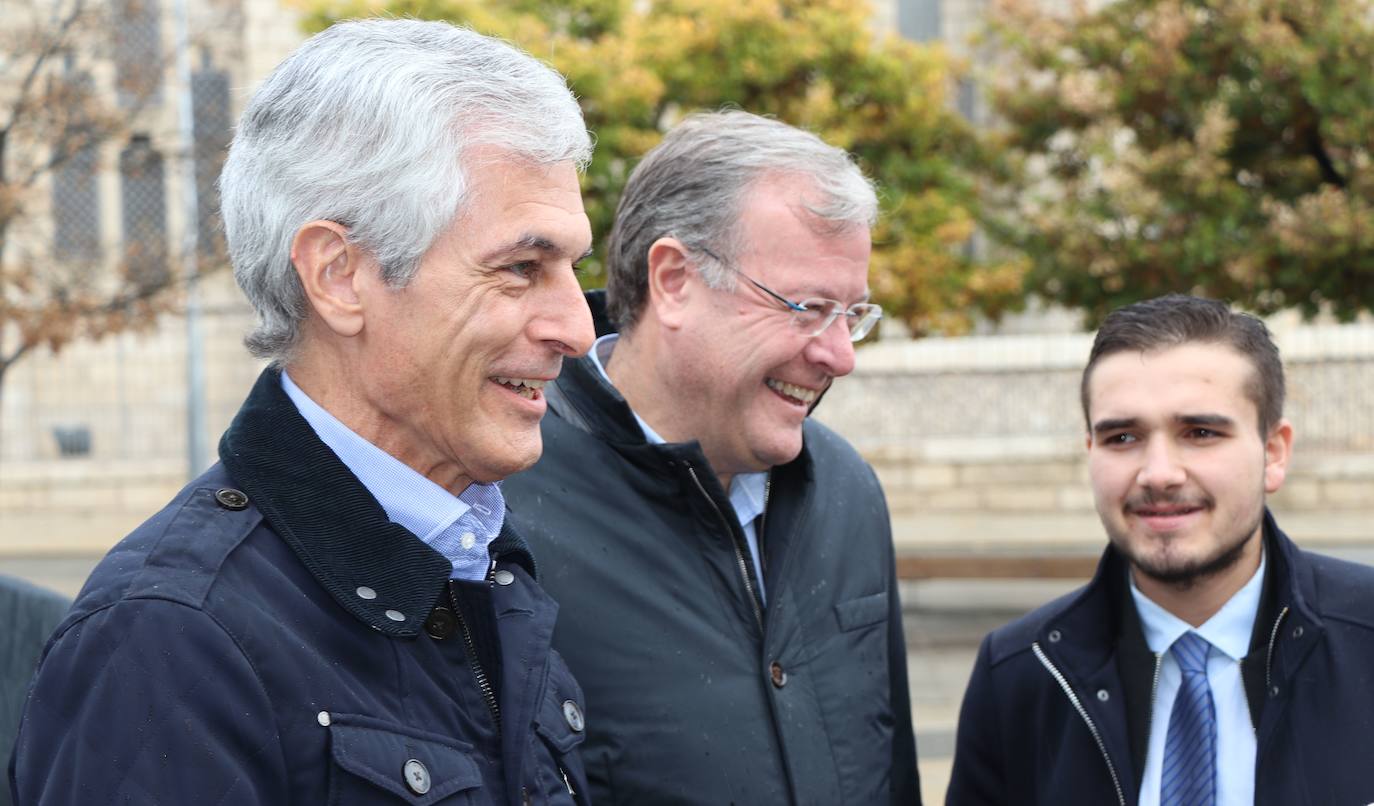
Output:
[{"xmin": 219, "ymin": 18, "xmax": 592, "ymax": 362}]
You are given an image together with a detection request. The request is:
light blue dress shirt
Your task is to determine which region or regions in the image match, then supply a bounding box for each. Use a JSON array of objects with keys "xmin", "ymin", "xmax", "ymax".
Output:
[
  {"xmin": 588, "ymin": 334, "xmax": 769, "ymax": 602},
  {"xmin": 280, "ymin": 371, "xmax": 505, "ymax": 581},
  {"xmin": 1131, "ymin": 549, "xmax": 1266, "ymax": 806}
]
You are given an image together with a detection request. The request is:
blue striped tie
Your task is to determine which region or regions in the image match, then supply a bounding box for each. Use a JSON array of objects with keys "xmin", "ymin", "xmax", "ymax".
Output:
[{"xmin": 1161, "ymin": 632, "xmax": 1216, "ymax": 806}]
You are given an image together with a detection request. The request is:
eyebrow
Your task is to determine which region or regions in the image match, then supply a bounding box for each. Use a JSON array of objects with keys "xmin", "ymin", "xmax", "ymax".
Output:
[
  {"xmin": 1177, "ymin": 413, "xmax": 1236, "ymax": 429},
  {"xmin": 1091, "ymin": 418, "xmax": 1138, "ymax": 436},
  {"xmin": 479, "ymin": 234, "xmax": 593, "ymax": 264}
]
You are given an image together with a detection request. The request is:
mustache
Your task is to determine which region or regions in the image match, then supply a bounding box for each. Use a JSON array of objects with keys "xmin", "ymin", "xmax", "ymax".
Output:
[{"xmin": 1123, "ymin": 490, "xmax": 1214, "ymax": 512}]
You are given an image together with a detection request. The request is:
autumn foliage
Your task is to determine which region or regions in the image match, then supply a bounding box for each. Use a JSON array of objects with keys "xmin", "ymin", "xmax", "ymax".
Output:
[
  {"xmin": 980, "ymin": 0, "xmax": 1374, "ymax": 325},
  {"xmin": 304, "ymin": 0, "xmax": 1028, "ymax": 335}
]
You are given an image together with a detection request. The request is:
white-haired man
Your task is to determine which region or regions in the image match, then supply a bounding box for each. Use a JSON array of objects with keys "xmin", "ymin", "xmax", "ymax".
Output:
[{"xmin": 11, "ymin": 19, "xmax": 596, "ymax": 804}]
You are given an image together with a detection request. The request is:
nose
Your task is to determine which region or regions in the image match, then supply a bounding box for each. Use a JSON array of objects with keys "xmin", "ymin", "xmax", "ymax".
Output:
[
  {"xmin": 802, "ymin": 315, "xmax": 857, "ymax": 378},
  {"xmin": 534, "ymin": 267, "xmax": 596, "ymax": 357},
  {"xmin": 1137, "ymin": 437, "xmax": 1186, "ymax": 490}
]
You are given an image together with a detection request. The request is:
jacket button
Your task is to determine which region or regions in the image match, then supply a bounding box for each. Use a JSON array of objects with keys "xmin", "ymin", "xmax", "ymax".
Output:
[
  {"xmin": 214, "ymin": 488, "xmax": 249, "ymax": 510},
  {"xmin": 562, "ymin": 699, "xmax": 585, "ymax": 732},
  {"xmin": 493, "ymin": 569, "xmax": 515, "ymax": 586},
  {"xmin": 403, "ymin": 759, "xmax": 430, "ymax": 795},
  {"xmin": 384, "ymin": 609, "xmax": 406, "ymax": 622},
  {"xmin": 425, "ymin": 607, "xmax": 456, "ymax": 640},
  {"xmin": 1048, "ymin": 629, "xmax": 1062, "ymax": 643},
  {"xmin": 769, "ymin": 661, "xmax": 787, "ymax": 688},
  {"xmin": 1096, "ymin": 689, "xmax": 1109, "ymax": 702},
  {"xmin": 1292, "ymin": 625, "xmax": 1304, "ymax": 639}
]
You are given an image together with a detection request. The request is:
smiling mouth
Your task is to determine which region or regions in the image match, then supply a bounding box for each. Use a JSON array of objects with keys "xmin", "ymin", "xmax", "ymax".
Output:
[
  {"xmin": 766, "ymin": 378, "xmax": 821, "ymax": 406},
  {"xmin": 491, "ymin": 376, "xmax": 547, "ymax": 400},
  {"xmin": 1129, "ymin": 504, "xmax": 1205, "ymax": 518}
]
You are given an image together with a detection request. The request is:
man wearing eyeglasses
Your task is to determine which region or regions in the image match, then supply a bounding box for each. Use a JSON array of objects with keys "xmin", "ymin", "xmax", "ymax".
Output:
[{"xmin": 502, "ymin": 110, "xmax": 920, "ymax": 805}]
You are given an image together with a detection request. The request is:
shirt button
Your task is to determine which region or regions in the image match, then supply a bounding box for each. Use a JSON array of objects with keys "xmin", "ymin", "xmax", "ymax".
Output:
[
  {"xmin": 493, "ymin": 569, "xmax": 515, "ymax": 586},
  {"xmin": 562, "ymin": 699, "xmax": 585, "ymax": 732},
  {"xmin": 460, "ymin": 531, "xmax": 476, "ymax": 550},
  {"xmin": 214, "ymin": 488, "xmax": 249, "ymax": 510},
  {"xmin": 769, "ymin": 661, "xmax": 787, "ymax": 688},
  {"xmin": 403, "ymin": 759, "xmax": 431, "ymax": 795}
]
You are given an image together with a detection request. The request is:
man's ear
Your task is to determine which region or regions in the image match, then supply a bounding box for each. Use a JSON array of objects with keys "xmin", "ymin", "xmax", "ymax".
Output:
[
  {"xmin": 1263, "ymin": 418, "xmax": 1295, "ymax": 494},
  {"xmin": 645, "ymin": 237, "xmax": 693, "ymax": 330},
  {"xmin": 291, "ymin": 220, "xmax": 365, "ymax": 338}
]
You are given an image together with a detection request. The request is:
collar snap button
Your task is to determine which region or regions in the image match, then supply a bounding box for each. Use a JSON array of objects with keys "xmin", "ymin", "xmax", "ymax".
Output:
[
  {"xmin": 214, "ymin": 488, "xmax": 249, "ymax": 510},
  {"xmin": 493, "ymin": 569, "xmax": 515, "ymax": 586}
]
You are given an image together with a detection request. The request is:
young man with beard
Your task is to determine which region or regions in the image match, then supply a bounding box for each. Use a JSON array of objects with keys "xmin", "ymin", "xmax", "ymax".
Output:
[
  {"xmin": 11, "ymin": 20, "xmax": 597, "ymax": 804},
  {"xmin": 502, "ymin": 110, "xmax": 920, "ymax": 805},
  {"xmin": 946, "ymin": 294, "xmax": 1374, "ymax": 805}
]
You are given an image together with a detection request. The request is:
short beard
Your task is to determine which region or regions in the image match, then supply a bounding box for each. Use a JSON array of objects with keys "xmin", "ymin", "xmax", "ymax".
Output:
[{"xmin": 1110, "ymin": 507, "xmax": 1264, "ymax": 591}]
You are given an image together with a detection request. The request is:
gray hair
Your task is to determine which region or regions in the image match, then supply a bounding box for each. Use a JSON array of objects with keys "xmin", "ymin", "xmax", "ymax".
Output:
[
  {"xmin": 604, "ymin": 109, "xmax": 876, "ymax": 333},
  {"xmin": 219, "ymin": 18, "xmax": 592, "ymax": 362}
]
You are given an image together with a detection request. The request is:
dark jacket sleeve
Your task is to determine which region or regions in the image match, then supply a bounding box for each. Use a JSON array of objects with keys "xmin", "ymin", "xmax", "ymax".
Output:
[
  {"xmin": 887, "ymin": 557, "xmax": 922, "ymax": 805},
  {"xmin": 11, "ymin": 598, "xmax": 287, "ymax": 805},
  {"xmin": 946, "ymin": 633, "xmax": 1007, "ymax": 806}
]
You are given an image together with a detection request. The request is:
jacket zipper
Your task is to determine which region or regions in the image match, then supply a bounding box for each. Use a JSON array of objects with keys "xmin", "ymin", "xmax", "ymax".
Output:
[
  {"xmin": 758, "ymin": 472, "xmax": 772, "ymax": 579},
  {"xmin": 1032, "ymin": 642, "xmax": 1126, "ymax": 806},
  {"xmin": 450, "ymin": 572, "xmax": 502, "ymax": 734},
  {"xmin": 1264, "ymin": 605, "xmax": 1290, "ymax": 696},
  {"xmin": 685, "ymin": 462, "xmax": 763, "ymax": 630}
]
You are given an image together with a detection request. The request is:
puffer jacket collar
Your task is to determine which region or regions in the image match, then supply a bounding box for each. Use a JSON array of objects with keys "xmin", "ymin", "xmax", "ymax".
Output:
[{"xmin": 218, "ymin": 366, "xmax": 538, "ymax": 638}]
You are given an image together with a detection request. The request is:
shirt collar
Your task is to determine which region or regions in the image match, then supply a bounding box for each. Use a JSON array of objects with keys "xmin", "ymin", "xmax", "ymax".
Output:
[
  {"xmin": 1130, "ymin": 546, "xmax": 1267, "ymax": 661},
  {"xmin": 280, "ymin": 371, "xmax": 505, "ymax": 573},
  {"xmin": 588, "ymin": 332, "xmax": 768, "ymax": 514}
]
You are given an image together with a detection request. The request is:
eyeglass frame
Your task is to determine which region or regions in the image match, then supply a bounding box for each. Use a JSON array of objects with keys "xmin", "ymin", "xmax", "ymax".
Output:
[{"xmin": 695, "ymin": 246, "xmax": 883, "ymax": 342}]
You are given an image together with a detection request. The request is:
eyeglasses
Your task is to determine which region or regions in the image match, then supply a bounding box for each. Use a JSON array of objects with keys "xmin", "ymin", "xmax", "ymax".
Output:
[{"xmin": 697, "ymin": 247, "xmax": 883, "ymax": 342}]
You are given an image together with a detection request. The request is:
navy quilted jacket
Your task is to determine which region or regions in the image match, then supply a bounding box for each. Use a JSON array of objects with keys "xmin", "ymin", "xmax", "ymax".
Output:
[{"xmin": 9, "ymin": 368, "xmax": 590, "ymax": 805}]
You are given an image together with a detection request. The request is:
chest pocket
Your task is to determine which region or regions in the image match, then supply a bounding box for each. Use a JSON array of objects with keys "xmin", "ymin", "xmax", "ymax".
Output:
[
  {"xmin": 326, "ymin": 713, "xmax": 483, "ymax": 805},
  {"xmin": 530, "ymin": 654, "xmax": 590, "ymax": 804}
]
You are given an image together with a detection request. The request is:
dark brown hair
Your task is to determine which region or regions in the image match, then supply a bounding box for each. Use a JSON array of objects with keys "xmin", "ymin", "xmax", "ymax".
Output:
[{"xmin": 1080, "ymin": 294, "xmax": 1285, "ymax": 435}]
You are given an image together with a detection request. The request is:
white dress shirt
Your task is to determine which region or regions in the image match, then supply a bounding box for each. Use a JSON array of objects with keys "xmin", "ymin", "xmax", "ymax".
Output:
[
  {"xmin": 1131, "ymin": 550, "xmax": 1266, "ymax": 806},
  {"xmin": 588, "ymin": 334, "xmax": 769, "ymax": 602},
  {"xmin": 281, "ymin": 371, "xmax": 505, "ymax": 581}
]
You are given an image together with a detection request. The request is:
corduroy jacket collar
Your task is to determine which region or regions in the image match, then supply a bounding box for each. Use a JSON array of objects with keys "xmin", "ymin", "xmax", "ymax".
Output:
[{"xmin": 218, "ymin": 367, "xmax": 537, "ymax": 638}]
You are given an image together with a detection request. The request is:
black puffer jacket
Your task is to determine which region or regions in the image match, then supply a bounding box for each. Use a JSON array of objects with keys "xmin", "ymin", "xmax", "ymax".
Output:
[{"xmin": 503, "ymin": 301, "xmax": 920, "ymax": 805}]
